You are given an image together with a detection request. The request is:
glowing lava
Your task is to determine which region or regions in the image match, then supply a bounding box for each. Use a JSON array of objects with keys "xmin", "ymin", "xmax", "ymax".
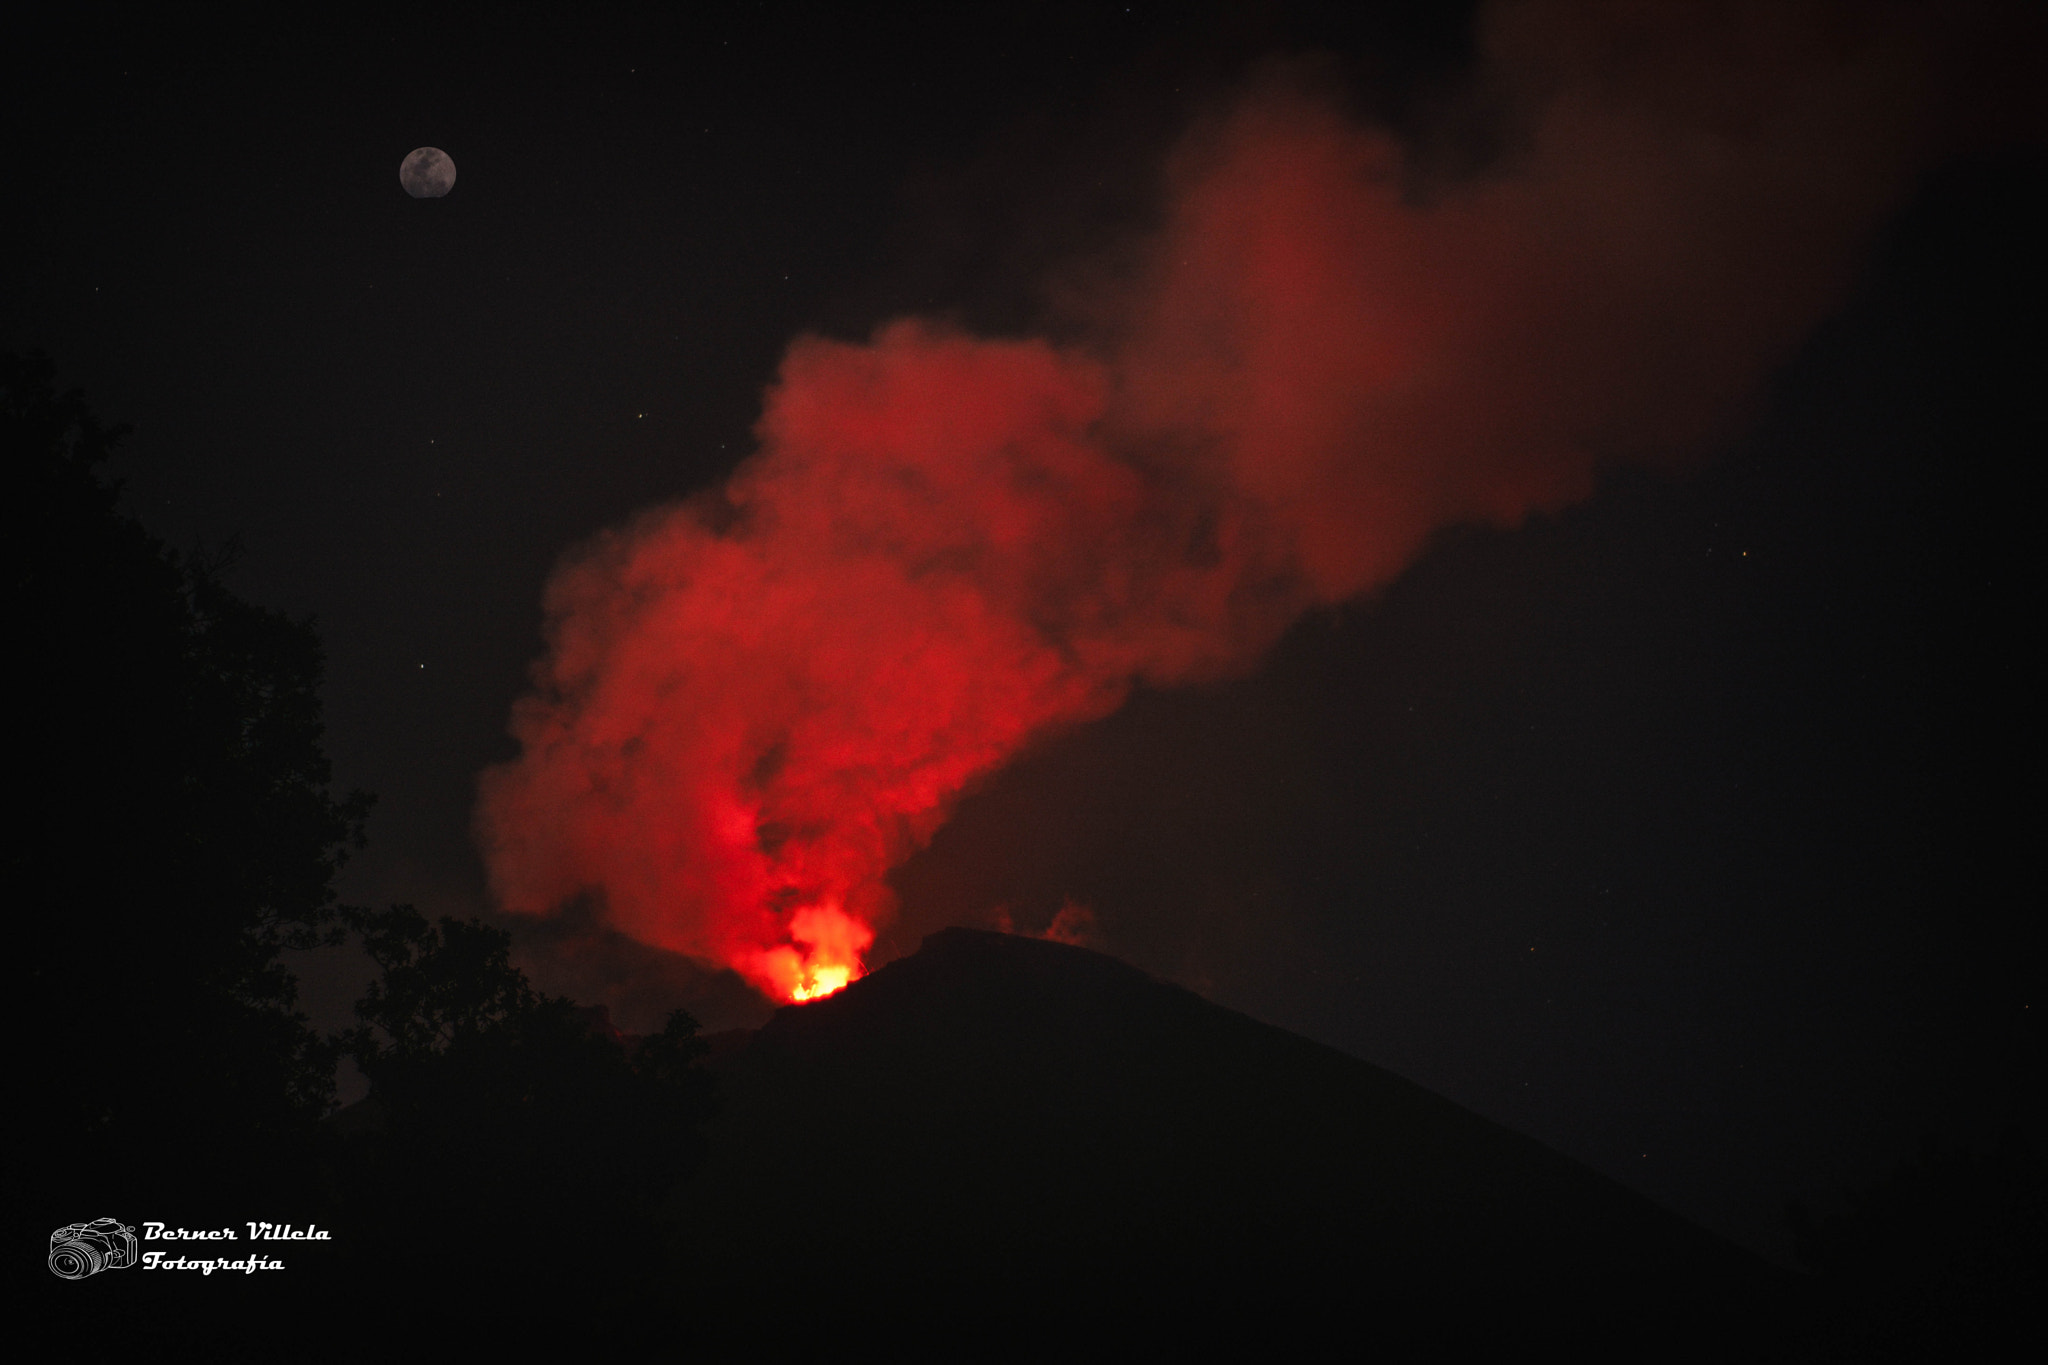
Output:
[
  {"xmin": 791, "ymin": 968, "xmax": 855, "ymax": 1003},
  {"xmin": 750, "ymin": 904, "xmax": 871, "ymax": 1003}
]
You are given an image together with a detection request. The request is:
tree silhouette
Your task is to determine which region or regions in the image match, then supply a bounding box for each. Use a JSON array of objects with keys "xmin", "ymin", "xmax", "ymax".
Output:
[
  {"xmin": 340, "ymin": 906, "xmax": 715, "ymax": 1216},
  {"xmin": 8, "ymin": 350, "xmax": 370, "ymax": 1203},
  {"xmin": 348, "ymin": 904, "xmax": 541, "ymax": 1061},
  {"xmin": 12, "ymin": 350, "xmax": 714, "ymax": 1349},
  {"xmin": 334, "ymin": 906, "xmax": 717, "ymax": 1332}
]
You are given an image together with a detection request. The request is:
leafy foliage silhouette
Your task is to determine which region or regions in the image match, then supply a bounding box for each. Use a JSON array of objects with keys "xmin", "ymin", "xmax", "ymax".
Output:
[
  {"xmin": 334, "ymin": 906, "xmax": 717, "ymax": 1330},
  {"xmin": 9, "ymin": 350, "xmax": 370, "ymax": 1201},
  {"xmin": 342, "ymin": 906, "xmax": 717, "ymax": 1202},
  {"xmin": 11, "ymin": 353, "xmax": 718, "ymax": 1348}
]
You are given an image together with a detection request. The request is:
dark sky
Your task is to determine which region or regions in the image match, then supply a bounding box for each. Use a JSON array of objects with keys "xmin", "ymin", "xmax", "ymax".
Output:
[{"xmin": 6, "ymin": 1, "xmax": 2040, "ymax": 1266}]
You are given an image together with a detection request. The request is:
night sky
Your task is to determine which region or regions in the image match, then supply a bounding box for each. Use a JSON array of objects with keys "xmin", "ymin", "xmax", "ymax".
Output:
[{"xmin": 8, "ymin": 1, "xmax": 2040, "ymax": 1266}]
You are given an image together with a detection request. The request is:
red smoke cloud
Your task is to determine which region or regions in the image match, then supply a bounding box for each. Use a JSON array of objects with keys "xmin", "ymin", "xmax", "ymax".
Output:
[{"xmin": 477, "ymin": 1, "xmax": 1965, "ymax": 1002}]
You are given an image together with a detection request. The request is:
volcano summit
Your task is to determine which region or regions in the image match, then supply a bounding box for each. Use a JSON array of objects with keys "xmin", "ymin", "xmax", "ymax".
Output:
[{"xmin": 670, "ymin": 928, "xmax": 1794, "ymax": 1356}]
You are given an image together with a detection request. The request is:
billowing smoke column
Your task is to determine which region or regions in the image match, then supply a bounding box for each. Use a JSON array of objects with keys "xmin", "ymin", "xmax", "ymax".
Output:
[{"xmin": 478, "ymin": 1, "xmax": 1961, "ymax": 1002}]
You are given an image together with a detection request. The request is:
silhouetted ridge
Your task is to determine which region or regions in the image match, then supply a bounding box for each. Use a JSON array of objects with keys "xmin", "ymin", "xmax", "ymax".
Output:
[{"xmin": 671, "ymin": 928, "xmax": 1796, "ymax": 1357}]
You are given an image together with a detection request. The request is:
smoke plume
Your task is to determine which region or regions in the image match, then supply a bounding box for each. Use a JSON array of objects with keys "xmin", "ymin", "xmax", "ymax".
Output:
[{"xmin": 477, "ymin": 1, "xmax": 1973, "ymax": 1001}]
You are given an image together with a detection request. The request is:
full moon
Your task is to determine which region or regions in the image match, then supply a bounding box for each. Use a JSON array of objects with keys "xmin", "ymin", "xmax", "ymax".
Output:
[{"xmin": 400, "ymin": 147, "xmax": 457, "ymax": 198}]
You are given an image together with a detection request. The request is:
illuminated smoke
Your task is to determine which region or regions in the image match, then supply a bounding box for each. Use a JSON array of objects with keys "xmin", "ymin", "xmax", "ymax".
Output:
[
  {"xmin": 1043, "ymin": 902, "xmax": 1108, "ymax": 952},
  {"xmin": 477, "ymin": 1, "xmax": 1961, "ymax": 1002}
]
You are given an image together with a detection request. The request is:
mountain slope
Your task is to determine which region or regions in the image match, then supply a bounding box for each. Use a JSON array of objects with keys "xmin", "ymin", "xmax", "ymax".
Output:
[{"xmin": 667, "ymin": 928, "xmax": 1797, "ymax": 1356}]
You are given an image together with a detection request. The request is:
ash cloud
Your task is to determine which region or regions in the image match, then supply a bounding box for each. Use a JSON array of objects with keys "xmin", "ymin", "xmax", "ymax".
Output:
[{"xmin": 476, "ymin": 1, "xmax": 1991, "ymax": 1001}]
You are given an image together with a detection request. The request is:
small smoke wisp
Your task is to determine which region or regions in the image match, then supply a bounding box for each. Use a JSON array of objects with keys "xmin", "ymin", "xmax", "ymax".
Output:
[
  {"xmin": 1042, "ymin": 901, "xmax": 1108, "ymax": 952},
  {"xmin": 476, "ymin": 1, "xmax": 1964, "ymax": 1002}
]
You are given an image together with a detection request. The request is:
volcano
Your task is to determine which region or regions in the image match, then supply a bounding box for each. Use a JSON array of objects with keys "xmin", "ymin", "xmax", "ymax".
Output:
[{"xmin": 669, "ymin": 928, "xmax": 1798, "ymax": 1356}]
